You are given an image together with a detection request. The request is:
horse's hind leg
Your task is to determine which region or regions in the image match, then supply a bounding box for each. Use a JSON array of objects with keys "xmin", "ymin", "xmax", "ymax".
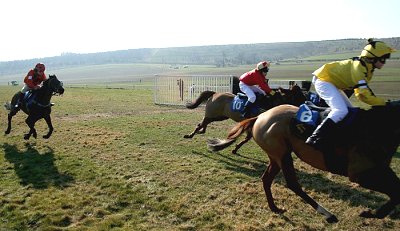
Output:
[
  {"xmin": 184, "ymin": 117, "xmax": 211, "ymax": 138},
  {"xmin": 5, "ymin": 114, "xmax": 13, "ymax": 134},
  {"xmin": 5, "ymin": 109, "xmax": 18, "ymax": 134},
  {"xmin": 232, "ymin": 130, "xmax": 252, "ymax": 154},
  {"xmin": 262, "ymin": 160, "xmax": 285, "ymax": 213},
  {"xmin": 280, "ymin": 153, "xmax": 338, "ymax": 223},
  {"xmin": 24, "ymin": 116, "xmax": 37, "ymax": 140},
  {"xmin": 42, "ymin": 115, "xmax": 53, "ymax": 139},
  {"xmin": 356, "ymin": 167, "xmax": 400, "ymax": 219}
]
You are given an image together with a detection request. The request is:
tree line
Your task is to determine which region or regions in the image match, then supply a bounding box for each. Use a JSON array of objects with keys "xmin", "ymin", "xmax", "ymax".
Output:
[{"xmin": 1, "ymin": 37, "xmax": 399, "ymax": 75}]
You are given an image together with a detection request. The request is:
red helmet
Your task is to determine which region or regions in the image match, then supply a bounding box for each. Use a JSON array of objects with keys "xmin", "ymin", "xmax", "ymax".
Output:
[
  {"xmin": 256, "ymin": 61, "xmax": 270, "ymax": 72},
  {"xmin": 35, "ymin": 63, "xmax": 46, "ymax": 73}
]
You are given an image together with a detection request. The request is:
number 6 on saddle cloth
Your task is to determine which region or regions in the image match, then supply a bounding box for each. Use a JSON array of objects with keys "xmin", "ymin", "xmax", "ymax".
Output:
[{"xmin": 291, "ymin": 102, "xmax": 359, "ymax": 140}]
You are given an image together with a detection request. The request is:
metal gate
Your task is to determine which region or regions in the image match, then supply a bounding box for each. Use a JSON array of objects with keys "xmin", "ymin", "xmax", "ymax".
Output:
[
  {"xmin": 154, "ymin": 75, "xmax": 234, "ymax": 106},
  {"xmin": 153, "ymin": 75, "xmax": 313, "ymax": 106}
]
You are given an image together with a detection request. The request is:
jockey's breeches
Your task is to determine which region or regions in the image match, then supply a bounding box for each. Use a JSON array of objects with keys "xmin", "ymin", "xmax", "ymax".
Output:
[
  {"xmin": 239, "ymin": 82, "xmax": 265, "ymax": 103},
  {"xmin": 313, "ymin": 76, "xmax": 353, "ymax": 123}
]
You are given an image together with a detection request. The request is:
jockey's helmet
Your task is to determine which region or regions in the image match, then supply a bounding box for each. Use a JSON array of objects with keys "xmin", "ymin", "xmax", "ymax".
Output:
[
  {"xmin": 35, "ymin": 63, "xmax": 46, "ymax": 73},
  {"xmin": 360, "ymin": 39, "xmax": 396, "ymax": 60},
  {"xmin": 256, "ymin": 61, "xmax": 270, "ymax": 72}
]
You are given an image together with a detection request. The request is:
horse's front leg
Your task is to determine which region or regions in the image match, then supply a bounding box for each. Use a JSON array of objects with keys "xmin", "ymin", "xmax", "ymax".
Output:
[
  {"xmin": 24, "ymin": 116, "xmax": 37, "ymax": 140},
  {"xmin": 42, "ymin": 114, "xmax": 53, "ymax": 139},
  {"xmin": 360, "ymin": 199, "xmax": 399, "ymax": 219},
  {"xmin": 281, "ymin": 154, "xmax": 338, "ymax": 223},
  {"xmin": 356, "ymin": 166, "xmax": 400, "ymax": 219}
]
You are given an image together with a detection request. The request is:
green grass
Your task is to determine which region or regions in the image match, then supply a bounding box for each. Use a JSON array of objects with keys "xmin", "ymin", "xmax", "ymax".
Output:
[{"xmin": 1, "ymin": 85, "xmax": 400, "ymax": 230}]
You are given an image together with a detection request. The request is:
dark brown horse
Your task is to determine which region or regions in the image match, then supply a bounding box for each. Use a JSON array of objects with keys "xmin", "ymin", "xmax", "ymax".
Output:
[
  {"xmin": 208, "ymin": 102, "xmax": 400, "ymax": 223},
  {"xmin": 185, "ymin": 85, "xmax": 307, "ymax": 154},
  {"xmin": 4, "ymin": 75, "xmax": 65, "ymax": 140}
]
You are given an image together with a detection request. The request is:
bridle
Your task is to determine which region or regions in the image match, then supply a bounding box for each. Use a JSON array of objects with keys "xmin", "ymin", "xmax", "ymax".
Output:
[{"xmin": 47, "ymin": 76, "xmax": 64, "ymax": 96}]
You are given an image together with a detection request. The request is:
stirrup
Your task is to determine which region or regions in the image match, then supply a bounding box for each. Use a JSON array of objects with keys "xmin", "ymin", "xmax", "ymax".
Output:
[
  {"xmin": 305, "ymin": 135, "xmax": 317, "ymax": 145},
  {"xmin": 305, "ymin": 138, "xmax": 329, "ymax": 152}
]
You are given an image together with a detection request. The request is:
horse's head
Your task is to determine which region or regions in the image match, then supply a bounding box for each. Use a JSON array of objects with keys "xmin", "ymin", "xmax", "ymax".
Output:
[
  {"xmin": 279, "ymin": 85, "xmax": 307, "ymax": 106},
  {"xmin": 255, "ymin": 91, "xmax": 285, "ymax": 110},
  {"xmin": 45, "ymin": 74, "xmax": 65, "ymax": 95},
  {"xmin": 291, "ymin": 86, "xmax": 307, "ymax": 106}
]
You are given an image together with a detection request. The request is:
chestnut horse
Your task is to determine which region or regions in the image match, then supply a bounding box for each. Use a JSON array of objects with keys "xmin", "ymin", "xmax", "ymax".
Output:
[
  {"xmin": 185, "ymin": 85, "xmax": 307, "ymax": 154},
  {"xmin": 4, "ymin": 74, "xmax": 65, "ymax": 140},
  {"xmin": 208, "ymin": 102, "xmax": 400, "ymax": 223}
]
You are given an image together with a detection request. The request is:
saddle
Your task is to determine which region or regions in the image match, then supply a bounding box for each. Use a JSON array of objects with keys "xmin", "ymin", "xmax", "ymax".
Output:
[
  {"xmin": 21, "ymin": 91, "xmax": 36, "ymax": 108},
  {"xmin": 291, "ymin": 101, "xmax": 359, "ymax": 140},
  {"xmin": 291, "ymin": 101, "xmax": 360, "ymax": 175},
  {"xmin": 231, "ymin": 93, "xmax": 261, "ymax": 117},
  {"xmin": 290, "ymin": 102, "xmax": 330, "ymax": 139},
  {"xmin": 20, "ymin": 90, "xmax": 53, "ymax": 110}
]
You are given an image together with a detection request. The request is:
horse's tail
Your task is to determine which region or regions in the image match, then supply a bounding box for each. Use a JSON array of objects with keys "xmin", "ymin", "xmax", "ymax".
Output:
[
  {"xmin": 185, "ymin": 90, "xmax": 216, "ymax": 109},
  {"xmin": 208, "ymin": 117, "xmax": 258, "ymax": 152}
]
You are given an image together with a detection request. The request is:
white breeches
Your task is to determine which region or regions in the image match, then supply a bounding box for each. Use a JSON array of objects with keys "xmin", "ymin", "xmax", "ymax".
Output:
[
  {"xmin": 313, "ymin": 76, "xmax": 353, "ymax": 123},
  {"xmin": 239, "ymin": 82, "xmax": 266, "ymax": 103},
  {"xmin": 21, "ymin": 84, "xmax": 32, "ymax": 94}
]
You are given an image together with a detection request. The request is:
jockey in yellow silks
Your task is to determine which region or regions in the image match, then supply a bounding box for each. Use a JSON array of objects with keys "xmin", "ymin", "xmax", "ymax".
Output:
[{"xmin": 305, "ymin": 39, "xmax": 396, "ymax": 151}]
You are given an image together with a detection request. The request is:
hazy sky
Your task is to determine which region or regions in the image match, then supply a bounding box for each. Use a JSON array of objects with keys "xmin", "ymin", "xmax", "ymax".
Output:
[{"xmin": 1, "ymin": 0, "xmax": 399, "ymax": 62}]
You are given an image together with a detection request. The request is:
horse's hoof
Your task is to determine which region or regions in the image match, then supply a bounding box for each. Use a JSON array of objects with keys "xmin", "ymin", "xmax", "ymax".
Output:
[
  {"xmin": 23, "ymin": 135, "xmax": 30, "ymax": 140},
  {"xmin": 271, "ymin": 207, "xmax": 286, "ymax": 214},
  {"xmin": 360, "ymin": 210, "xmax": 375, "ymax": 218},
  {"xmin": 5, "ymin": 130, "xmax": 10, "ymax": 135},
  {"xmin": 43, "ymin": 135, "xmax": 50, "ymax": 139},
  {"xmin": 183, "ymin": 135, "xmax": 192, "ymax": 139},
  {"xmin": 360, "ymin": 210, "xmax": 386, "ymax": 219},
  {"xmin": 326, "ymin": 215, "xmax": 338, "ymax": 223},
  {"xmin": 231, "ymin": 149, "xmax": 237, "ymax": 154}
]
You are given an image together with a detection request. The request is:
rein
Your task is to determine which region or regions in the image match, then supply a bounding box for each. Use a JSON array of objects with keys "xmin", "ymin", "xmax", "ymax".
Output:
[
  {"xmin": 28, "ymin": 77, "xmax": 59, "ymax": 109},
  {"xmin": 31, "ymin": 100, "xmax": 52, "ymax": 108}
]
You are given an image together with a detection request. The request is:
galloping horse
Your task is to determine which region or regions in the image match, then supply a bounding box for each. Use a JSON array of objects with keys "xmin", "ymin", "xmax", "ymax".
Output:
[
  {"xmin": 185, "ymin": 85, "xmax": 307, "ymax": 154},
  {"xmin": 208, "ymin": 102, "xmax": 400, "ymax": 222},
  {"xmin": 4, "ymin": 74, "xmax": 65, "ymax": 140}
]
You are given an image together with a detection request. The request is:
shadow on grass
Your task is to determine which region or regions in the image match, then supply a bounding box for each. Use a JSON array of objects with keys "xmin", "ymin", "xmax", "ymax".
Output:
[
  {"xmin": 193, "ymin": 149, "xmax": 400, "ymax": 219},
  {"xmin": 192, "ymin": 150, "xmax": 266, "ymax": 178},
  {"xmin": 3, "ymin": 143, "xmax": 74, "ymax": 189}
]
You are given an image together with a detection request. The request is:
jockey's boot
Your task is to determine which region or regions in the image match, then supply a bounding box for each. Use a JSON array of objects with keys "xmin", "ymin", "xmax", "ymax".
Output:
[
  {"xmin": 15, "ymin": 93, "xmax": 24, "ymax": 109},
  {"xmin": 305, "ymin": 118, "xmax": 336, "ymax": 151},
  {"xmin": 241, "ymin": 101, "xmax": 254, "ymax": 118}
]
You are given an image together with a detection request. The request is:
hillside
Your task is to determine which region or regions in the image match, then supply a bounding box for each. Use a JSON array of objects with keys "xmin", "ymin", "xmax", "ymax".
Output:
[{"xmin": 1, "ymin": 37, "xmax": 399, "ymax": 76}]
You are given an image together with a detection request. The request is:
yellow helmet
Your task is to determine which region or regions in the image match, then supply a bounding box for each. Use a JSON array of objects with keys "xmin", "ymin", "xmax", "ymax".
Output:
[
  {"xmin": 256, "ymin": 61, "xmax": 270, "ymax": 72},
  {"xmin": 360, "ymin": 39, "xmax": 396, "ymax": 58}
]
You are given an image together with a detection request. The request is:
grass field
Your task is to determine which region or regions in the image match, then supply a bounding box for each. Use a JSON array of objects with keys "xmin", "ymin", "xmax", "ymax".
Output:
[
  {"xmin": 1, "ymin": 84, "xmax": 400, "ymax": 230},
  {"xmin": 1, "ymin": 61, "xmax": 400, "ymax": 230}
]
